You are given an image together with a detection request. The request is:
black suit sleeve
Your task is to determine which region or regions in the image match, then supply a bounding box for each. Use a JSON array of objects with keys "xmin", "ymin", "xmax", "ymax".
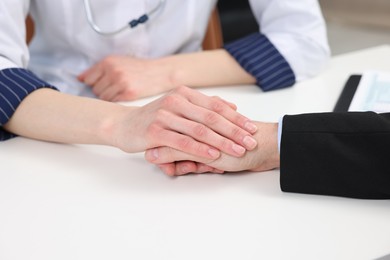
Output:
[{"xmin": 280, "ymin": 112, "xmax": 390, "ymax": 199}]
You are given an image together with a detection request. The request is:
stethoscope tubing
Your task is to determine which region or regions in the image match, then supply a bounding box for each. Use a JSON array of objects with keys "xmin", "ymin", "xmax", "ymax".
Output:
[{"xmin": 83, "ymin": 0, "xmax": 166, "ymax": 36}]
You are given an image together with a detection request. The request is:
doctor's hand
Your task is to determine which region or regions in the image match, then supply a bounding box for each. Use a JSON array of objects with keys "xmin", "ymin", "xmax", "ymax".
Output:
[
  {"xmin": 144, "ymin": 122, "xmax": 280, "ymax": 176},
  {"xmin": 113, "ymin": 86, "xmax": 258, "ymax": 159},
  {"xmin": 78, "ymin": 55, "xmax": 176, "ymax": 101}
]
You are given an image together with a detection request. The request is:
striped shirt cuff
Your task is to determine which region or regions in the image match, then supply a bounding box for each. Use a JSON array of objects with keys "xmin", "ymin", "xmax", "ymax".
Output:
[
  {"xmin": 0, "ymin": 68, "xmax": 57, "ymax": 141},
  {"xmin": 224, "ymin": 33, "xmax": 296, "ymax": 91}
]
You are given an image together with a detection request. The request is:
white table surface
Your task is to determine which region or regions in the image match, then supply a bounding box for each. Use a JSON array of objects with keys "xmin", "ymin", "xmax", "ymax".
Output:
[{"xmin": 1, "ymin": 46, "xmax": 390, "ymax": 260}]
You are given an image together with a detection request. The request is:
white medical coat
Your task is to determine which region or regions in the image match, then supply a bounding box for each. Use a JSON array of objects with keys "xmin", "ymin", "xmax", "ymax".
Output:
[{"xmin": 0, "ymin": 0, "xmax": 329, "ymax": 96}]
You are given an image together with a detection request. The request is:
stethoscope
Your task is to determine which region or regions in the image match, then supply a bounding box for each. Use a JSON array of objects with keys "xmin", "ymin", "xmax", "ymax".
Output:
[{"xmin": 83, "ymin": 0, "xmax": 166, "ymax": 36}]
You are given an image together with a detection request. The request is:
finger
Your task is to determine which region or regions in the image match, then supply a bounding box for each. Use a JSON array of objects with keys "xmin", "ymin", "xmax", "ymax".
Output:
[
  {"xmin": 98, "ymin": 85, "xmax": 122, "ymax": 101},
  {"xmin": 79, "ymin": 63, "xmax": 104, "ymax": 87},
  {"xmin": 170, "ymin": 161, "xmax": 217, "ymax": 175},
  {"xmin": 176, "ymin": 86, "xmax": 258, "ymax": 134},
  {"xmin": 90, "ymin": 73, "xmax": 111, "ymax": 96},
  {"xmin": 171, "ymin": 114, "xmax": 247, "ymax": 156},
  {"xmin": 161, "ymin": 94, "xmax": 257, "ymax": 154},
  {"xmin": 92, "ymin": 75, "xmax": 121, "ymax": 101},
  {"xmin": 146, "ymin": 149, "xmax": 224, "ymax": 175},
  {"xmin": 156, "ymin": 162, "xmax": 214, "ymax": 176},
  {"xmin": 113, "ymin": 88, "xmax": 139, "ymax": 102},
  {"xmin": 184, "ymin": 107, "xmax": 257, "ymax": 152},
  {"xmin": 150, "ymin": 128, "xmax": 221, "ymax": 160},
  {"xmin": 154, "ymin": 109, "xmax": 247, "ymax": 157},
  {"xmin": 77, "ymin": 69, "xmax": 88, "ymax": 81},
  {"xmin": 186, "ymin": 162, "xmax": 224, "ymax": 174},
  {"xmin": 172, "ymin": 161, "xmax": 199, "ymax": 175},
  {"xmin": 213, "ymin": 96, "xmax": 237, "ymax": 111},
  {"xmin": 145, "ymin": 146, "xmax": 208, "ymax": 165},
  {"xmin": 157, "ymin": 163, "xmax": 176, "ymax": 177},
  {"xmin": 190, "ymin": 163, "xmax": 223, "ymax": 174},
  {"xmin": 157, "ymin": 161, "xmax": 198, "ymax": 176}
]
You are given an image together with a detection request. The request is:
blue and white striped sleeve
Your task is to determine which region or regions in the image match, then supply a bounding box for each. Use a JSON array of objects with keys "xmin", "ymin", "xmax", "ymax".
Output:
[
  {"xmin": 224, "ymin": 33, "xmax": 296, "ymax": 91},
  {"xmin": 0, "ymin": 68, "xmax": 58, "ymax": 141}
]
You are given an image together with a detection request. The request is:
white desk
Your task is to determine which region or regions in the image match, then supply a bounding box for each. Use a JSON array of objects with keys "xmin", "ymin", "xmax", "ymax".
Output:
[{"xmin": 1, "ymin": 46, "xmax": 390, "ymax": 260}]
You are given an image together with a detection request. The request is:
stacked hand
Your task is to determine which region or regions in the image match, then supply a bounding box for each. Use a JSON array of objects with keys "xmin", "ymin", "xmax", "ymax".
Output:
[
  {"xmin": 110, "ymin": 86, "xmax": 259, "ymax": 164},
  {"xmin": 144, "ymin": 122, "xmax": 281, "ymax": 176}
]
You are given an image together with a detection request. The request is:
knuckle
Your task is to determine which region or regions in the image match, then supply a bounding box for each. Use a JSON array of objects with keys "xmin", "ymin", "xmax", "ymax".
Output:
[
  {"xmin": 177, "ymin": 136, "xmax": 193, "ymax": 151},
  {"xmin": 146, "ymin": 127, "xmax": 170, "ymax": 148},
  {"xmin": 92, "ymin": 87, "xmax": 101, "ymax": 95},
  {"xmin": 161, "ymin": 95, "xmax": 180, "ymax": 108},
  {"xmin": 230, "ymin": 126, "xmax": 243, "ymax": 140},
  {"xmin": 153, "ymin": 109, "xmax": 170, "ymax": 124},
  {"xmin": 122, "ymin": 89, "xmax": 138, "ymax": 100},
  {"xmin": 210, "ymin": 97, "xmax": 226, "ymax": 113},
  {"xmin": 234, "ymin": 114, "xmax": 247, "ymax": 127},
  {"xmin": 102, "ymin": 56, "xmax": 116, "ymax": 66},
  {"xmin": 117, "ymin": 78, "xmax": 130, "ymax": 89},
  {"xmin": 193, "ymin": 124, "xmax": 208, "ymax": 138},
  {"xmin": 219, "ymin": 138, "xmax": 232, "ymax": 152},
  {"xmin": 175, "ymin": 85, "xmax": 190, "ymax": 95},
  {"xmin": 99, "ymin": 93, "xmax": 109, "ymax": 101},
  {"xmin": 145, "ymin": 123, "xmax": 161, "ymax": 140},
  {"xmin": 118, "ymin": 90, "xmax": 137, "ymax": 101},
  {"xmin": 193, "ymin": 143, "xmax": 208, "ymax": 157},
  {"xmin": 112, "ymin": 69, "xmax": 124, "ymax": 78},
  {"xmin": 117, "ymin": 81, "xmax": 127, "ymax": 90},
  {"xmin": 181, "ymin": 164, "xmax": 196, "ymax": 175},
  {"xmin": 204, "ymin": 111, "xmax": 219, "ymax": 125}
]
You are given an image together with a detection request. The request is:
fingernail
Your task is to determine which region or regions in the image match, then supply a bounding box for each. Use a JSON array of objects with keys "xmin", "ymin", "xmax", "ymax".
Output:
[
  {"xmin": 243, "ymin": 136, "xmax": 257, "ymax": 150},
  {"xmin": 244, "ymin": 122, "xmax": 258, "ymax": 133},
  {"xmin": 208, "ymin": 148, "xmax": 220, "ymax": 158},
  {"xmin": 152, "ymin": 148, "xmax": 159, "ymax": 160},
  {"xmin": 180, "ymin": 165, "xmax": 189, "ymax": 175},
  {"xmin": 232, "ymin": 143, "xmax": 246, "ymax": 155}
]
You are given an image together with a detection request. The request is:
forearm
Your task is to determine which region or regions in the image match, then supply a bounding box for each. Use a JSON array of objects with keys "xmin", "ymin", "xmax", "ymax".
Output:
[
  {"xmin": 161, "ymin": 49, "xmax": 256, "ymax": 87},
  {"xmin": 4, "ymin": 88, "xmax": 127, "ymax": 146},
  {"xmin": 280, "ymin": 112, "xmax": 390, "ymax": 199},
  {"xmin": 4, "ymin": 86, "xmax": 259, "ymax": 160}
]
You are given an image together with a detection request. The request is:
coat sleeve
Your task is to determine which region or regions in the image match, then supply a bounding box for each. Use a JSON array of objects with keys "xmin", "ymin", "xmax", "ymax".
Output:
[
  {"xmin": 0, "ymin": 0, "xmax": 57, "ymax": 141},
  {"xmin": 280, "ymin": 112, "xmax": 390, "ymax": 199},
  {"xmin": 224, "ymin": 0, "xmax": 330, "ymax": 91}
]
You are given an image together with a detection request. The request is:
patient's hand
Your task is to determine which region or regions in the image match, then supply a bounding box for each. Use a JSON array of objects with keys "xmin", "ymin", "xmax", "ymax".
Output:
[{"xmin": 145, "ymin": 122, "xmax": 280, "ymax": 176}]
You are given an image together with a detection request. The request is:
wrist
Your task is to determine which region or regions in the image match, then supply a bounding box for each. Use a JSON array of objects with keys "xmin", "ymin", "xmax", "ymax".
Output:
[
  {"xmin": 250, "ymin": 122, "xmax": 280, "ymax": 172},
  {"xmin": 159, "ymin": 51, "xmax": 220, "ymax": 88},
  {"xmin": 97, "ymin": 104, "xmax": 130, "ymax": 149},
  {"xmin": 151, "ymin": 56, "xmax": 178, "ymax": 89},
  {"xmin": 169, "ymin": 50, "xmax": 257, "ymax": 87}
]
